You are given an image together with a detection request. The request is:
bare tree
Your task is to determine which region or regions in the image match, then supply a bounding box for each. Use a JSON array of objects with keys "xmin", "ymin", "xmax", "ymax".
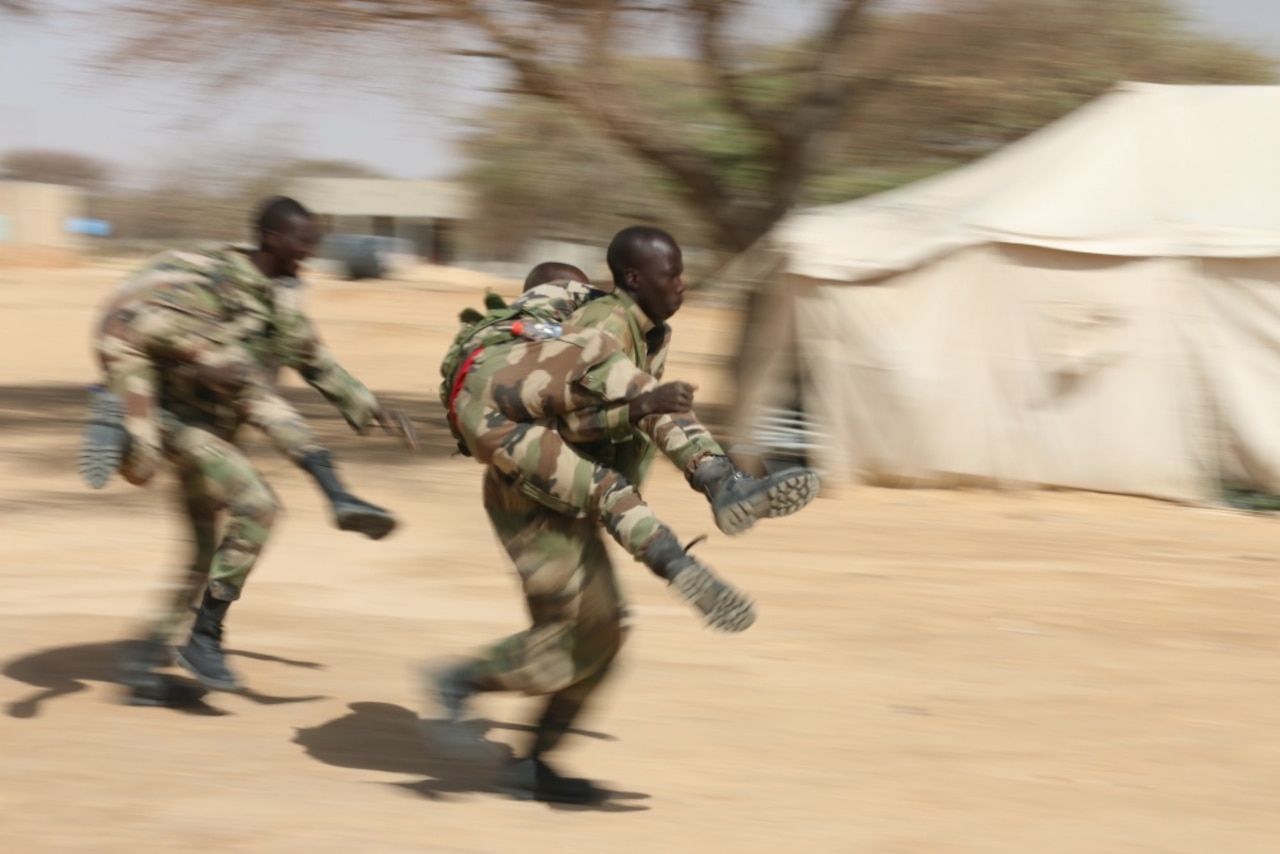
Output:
[
  {"xmin": 87, "ymin": 0, "xmax": 884, "ymax": 253},
  {"xmin": 1, "ymin": 148, "xmax": 113, "ymax": 190}
]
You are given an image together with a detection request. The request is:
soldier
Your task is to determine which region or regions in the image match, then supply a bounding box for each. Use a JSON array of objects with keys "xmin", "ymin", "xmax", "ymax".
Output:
[
  {"xmin": 423, "ymin": 232, "xmax": 820, "ymax": 803},
  {"xmin": 85, "ymin": 196, "xmax": 415, "ymax": 702},
  {"xmin": 521, "ymin": 261, "xmax": 591, "ymax": 293}
]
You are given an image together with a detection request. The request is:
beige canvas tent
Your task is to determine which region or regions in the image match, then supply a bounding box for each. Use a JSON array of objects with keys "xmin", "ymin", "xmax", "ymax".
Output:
[{"xmin": 728, "ymin": 82, "xmax": 1280, "ymax": 503}]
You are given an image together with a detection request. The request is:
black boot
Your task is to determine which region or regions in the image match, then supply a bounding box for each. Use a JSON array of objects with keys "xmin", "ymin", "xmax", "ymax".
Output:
[
  {"xmin": 642, "ymin": 531, "xmax": 756, "ymax": 633},
  {"xmin": 299, "ymin": 450, "xmax": 397, "ymax": 540},
  {"xmin": 498, "ymin": 755, "xmax": 607, "ymax": 805},
  {"xmin": 175, "ymin": 590, "xmax": 241, "ymax": 691},
  {"xmin": 688, "ymin": 455, "xmax": 821, "ymax": 536},
  {"xmin": 78, "ymin": 387, "xmax": 130, "ymax": 489},
  {"xmin": 417, "ymin": 661, "xmax": 501, "ymax": 762},
  {"xmin": 117, "ymin": 634, "xmax": 206, "ymax": 707}
]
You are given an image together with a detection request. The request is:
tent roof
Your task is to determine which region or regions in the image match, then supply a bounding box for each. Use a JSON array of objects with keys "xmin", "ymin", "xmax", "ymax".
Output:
[{"xmin": 774, "ymin": 82, "xmax": 1280, "ymax": 283}]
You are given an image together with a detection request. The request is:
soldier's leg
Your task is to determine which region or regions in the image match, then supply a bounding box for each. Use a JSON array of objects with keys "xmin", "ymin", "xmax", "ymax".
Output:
[
  {"xmin": 150, "ymin": 460, "xmax": 218, "ymax": 642},
  {"xmin": 640, "ymin": 410, "xmax": 823, "ymax": 536},
  {"xmin": 456, "ymin": 386, "xmax": 754, "ymax": 631},
  {"xmin": 117, "ymin": 431, "xmax": 219, "ymax": 706},
  {"xmin": 480, "ymin": 333, "xmax": 822, "ymax": 537},
  {"xmin": 164, "ymin": 423, "xmax": 280, "ymax": 691},
  {"xmin": 424, "ymin": 469, "xmax": 623, "ymax": 803},
  {"xmin": 522, "ymin": 526, "xmax": 622, "ymax": 759},
  {"xmin": 83, "ymin": 312, "xmax": 164, "ymax": 488},
  {"xmin": 236, "ymin": 380, "xmax": 396, "ymax": 540},
  {"xmin": 84, "ymin": 299, "xmax": 248, "ymax": 489},
  {"xmin": 501, "ymin": 552, "xmax": 623, "ymax": 807}
]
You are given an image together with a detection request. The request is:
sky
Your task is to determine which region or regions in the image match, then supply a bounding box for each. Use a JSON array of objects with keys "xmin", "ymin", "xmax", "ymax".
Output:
[{"xmin": 2, "ymin": 0, "xmax": 1279, "ymax": 187}]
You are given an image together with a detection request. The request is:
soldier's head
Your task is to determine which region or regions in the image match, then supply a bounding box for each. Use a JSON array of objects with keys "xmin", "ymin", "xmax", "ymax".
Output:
[
  {"xmin": 606, "ymin": 226, "xmax": 685, "ymax": 323},
  {"xmin": 522, "ymin": 261, "xmax": 591, "ymax": 293},
  {"xmin": 253, "ymin": 196, "xmax": 321, "ymax": 278}
]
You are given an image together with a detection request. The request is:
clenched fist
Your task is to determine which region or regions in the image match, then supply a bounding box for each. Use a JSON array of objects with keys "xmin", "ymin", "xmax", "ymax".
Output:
[{"xmin": 630, "ymin": 381, "xmax": 698, "ymax": 422}]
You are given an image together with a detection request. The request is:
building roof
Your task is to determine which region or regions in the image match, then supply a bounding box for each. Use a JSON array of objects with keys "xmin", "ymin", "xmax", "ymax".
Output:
[{"xmin": 283, "ymin": 178, "xmax": 473, "ymax": 220}]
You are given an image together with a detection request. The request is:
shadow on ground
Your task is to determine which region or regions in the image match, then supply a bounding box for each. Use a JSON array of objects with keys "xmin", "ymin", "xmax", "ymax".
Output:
[
  {"xmin": 294, "ymin": 701, "xmax": 651, "ymax": 812},
  {"xmin": 3, "ymin": 638, "xmax": 327, "ymax": 719}
]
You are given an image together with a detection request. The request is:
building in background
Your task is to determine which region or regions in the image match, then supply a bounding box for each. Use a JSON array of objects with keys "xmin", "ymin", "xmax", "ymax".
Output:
[
  {"xmin": 0, "ymin": 181, "xmax": 86, "ymax": 250},
  {"xmin": 283, "ymin": 178, "xmax": 472, "ymax": 266}
]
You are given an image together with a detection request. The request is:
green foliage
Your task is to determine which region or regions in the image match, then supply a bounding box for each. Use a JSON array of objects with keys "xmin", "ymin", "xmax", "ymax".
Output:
[{"xmin": 461, "ymin": 0, "xmax": 1277, "ymax": 252}]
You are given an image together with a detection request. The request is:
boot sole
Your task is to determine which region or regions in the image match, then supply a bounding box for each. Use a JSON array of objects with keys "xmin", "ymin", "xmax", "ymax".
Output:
[
  {"xmin": 336, "ymin": 509, "xmax": 397, "ymax": 541},
  {"xmin": 174, "ymin": 649, "xmax": 242, "ymax": 692},
  {"xmin": 715, "ymin": 468, "xmax": 821, "ymax": 536},
  {"xmin": 77, "ymin": 392, "xmax": 128, "ymax": 490},
  {"xmin": 121, "ymin": 679, "xmax": 209, "ymax": 707},
  {"xmin": 672, "ymin": 564, "xmax": 757, "ymax": 633}
]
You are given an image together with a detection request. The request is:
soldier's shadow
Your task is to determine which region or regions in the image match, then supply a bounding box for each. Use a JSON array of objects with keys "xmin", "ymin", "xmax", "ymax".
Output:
[
  {"xmin": 294, "ymin": 702, "xmax": 651, "ymax": 812},
  {"xmin": 3, "ymin": 639, "xmax": 328, "ymax": 718}
]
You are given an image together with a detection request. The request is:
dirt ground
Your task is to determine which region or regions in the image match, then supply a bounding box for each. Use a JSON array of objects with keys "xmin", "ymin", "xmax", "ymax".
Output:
[{"xmin": 0, "ymin": 258, "xmax": 1277, "ymax": 853}]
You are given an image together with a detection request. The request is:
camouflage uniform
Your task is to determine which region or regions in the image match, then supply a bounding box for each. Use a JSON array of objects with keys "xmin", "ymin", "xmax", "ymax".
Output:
[
  {"xmin": 93, "ymin": 245, "xmax": 382, "ymax": 616},
  {"xmin": 445, "ymin": 281, "xmax": 723, "ymax": 559},
  {"xmin": 93, "ymin": 246, "xmax": 377, "ymax": 487},
  {"xmin": 439, "ymin": 283, "xmax": 738, "ymax": 752}
]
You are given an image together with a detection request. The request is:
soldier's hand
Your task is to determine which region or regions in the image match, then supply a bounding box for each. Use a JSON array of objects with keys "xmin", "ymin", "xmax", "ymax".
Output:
[
  {"xmin": 630, "ymin": 381, "xmax": 698, "ymax": 421},
  {"xmin": 374, "ymin": 406, "xmax": 419, "ymax": 452}
]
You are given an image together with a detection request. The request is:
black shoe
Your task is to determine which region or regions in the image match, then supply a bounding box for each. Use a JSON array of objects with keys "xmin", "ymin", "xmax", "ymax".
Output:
[
  {"xmin": 331, "ymin": 493, "xmax": 397, "ymax": 540},
  {"xmin": 175, "ymin": 592, "xmax": 241, "ymax": 691},
  {"xmin": 117, "ymin": 635, "xmax": 170, "ymax": 705},
  {"xmin": 690, "ymin": 456, "xmax": 821, "ymax": 536},
  {"xmin": 498, "ymin": 757, "xmax": 607, "ymax": 805},
  {"xmin": 78, "ymin": 388, "xmax": 129, "ymax": 489},
  {"xmin": 417, "ymin": 662, "xmax": 497, "ymax": 762},
  {"xmin": 300, "ymin": 450, "xmax": 398, "ymax": 540},
  {"xmin": 117, "ymin": 636, "xmax": 207, "ymax": 707}
]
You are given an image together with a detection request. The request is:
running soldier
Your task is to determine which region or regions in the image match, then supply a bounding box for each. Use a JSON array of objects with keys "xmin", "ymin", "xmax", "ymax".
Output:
[
  {"xmin": 423, "ymin": 230, "xmax": 819, "ymax": 802},
  {"xmin": 85, "ymin": 196, "xmax": 416, "ymax": 702}
]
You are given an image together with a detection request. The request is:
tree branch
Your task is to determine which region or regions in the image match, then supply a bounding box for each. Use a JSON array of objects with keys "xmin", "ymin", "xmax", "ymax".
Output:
[
  {"xmin": 691, "ymin": 0, "xmax": 782, "ymax": 140},
  {"xmin": 791, "ymin": 0, "xmax": 877, "ymax": 134},
  {"xmin": 450, "ymin": 2, "xmax": 746, "ymax": 244}
]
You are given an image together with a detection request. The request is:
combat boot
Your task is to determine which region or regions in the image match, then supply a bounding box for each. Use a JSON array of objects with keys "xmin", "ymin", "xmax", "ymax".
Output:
[
  {"xmin": 299, "ymin": 450, "xmax": 397, "ymax": 540},
  {"xmin": 417, "ymin": 661, "xmax": 501, "ymax": 762},
  {"xmin": 689, "ymin": 455, "xmax": 821, "ymax": 536},
  {"xmin": 77, "ymin": 386, "xmax": 130, "ymax": 489},
  {"xmin": 643, "ymin": 531, "xmax": 756, "ymax": 632},
  {"xmin": 117, "ymin": 634, "xmax": 205, "ymax": 707},
  {"xmin": 498, "ymin": 756, "xmax": 607, "ymax": 805},
  {"xmin": 175, "ymin": 590, "xmax": 241, "ymax": 691},
  {"xmin": 117, "ymin": 634, "xmax": 170, "ymax": 706}
]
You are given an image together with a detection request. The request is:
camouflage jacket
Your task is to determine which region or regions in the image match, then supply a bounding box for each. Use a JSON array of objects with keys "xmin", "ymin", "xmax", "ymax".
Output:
[
  {"xmin": 110, "ymin": 244, "xmax": 380, "ymax": 436},
  {"xmin": 438, "ymin": 279, "xmax": 667, "ymax": 482},
  {"xmin": 560, "ymin": 288, "xmax": 672, "ymax": 483},
  {"xmin": 438, "ymin": 279, "xmax": 610, "ymax": 450}
]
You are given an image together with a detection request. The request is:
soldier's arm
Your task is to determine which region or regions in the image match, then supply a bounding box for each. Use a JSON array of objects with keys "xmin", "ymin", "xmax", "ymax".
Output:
[
  {"xmin": 557, "ymin": 390, "xmax": 701, "ymax": 445},
  {"xmin": 268, "ymin": 280, "xmax": 381, "ymax": 432},
  {"xmin": 554, "ymin": 297, "xmax": 651, "ymax": 442}
]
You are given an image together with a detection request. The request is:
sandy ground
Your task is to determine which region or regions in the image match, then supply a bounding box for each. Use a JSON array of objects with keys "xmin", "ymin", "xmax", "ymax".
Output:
[{"xmin": 0, "ymin": 258, "xmax": 1277, "ymax": 853}]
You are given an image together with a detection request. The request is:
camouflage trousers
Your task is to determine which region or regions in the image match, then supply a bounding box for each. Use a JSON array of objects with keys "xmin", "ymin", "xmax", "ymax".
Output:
[
  {"xmin": 94, "ymin": 301, "xmax": 323, "ymax": 487},
  {"xmin": 452, "ymin": 331, "xmax": 722, "ymax": 561},
  {"xmin": 468, "ymin": 466, "xmax": 628, "ymax": 756},
  {"xmin": 143, "ymin": 420, "xmax": 280, "ymax": 642}
]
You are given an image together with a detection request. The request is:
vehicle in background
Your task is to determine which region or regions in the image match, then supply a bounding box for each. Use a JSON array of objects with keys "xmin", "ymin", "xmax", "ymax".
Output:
[{"xmin": 312, "ymin": 234, "xmax": 417, "ymax": 280}]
